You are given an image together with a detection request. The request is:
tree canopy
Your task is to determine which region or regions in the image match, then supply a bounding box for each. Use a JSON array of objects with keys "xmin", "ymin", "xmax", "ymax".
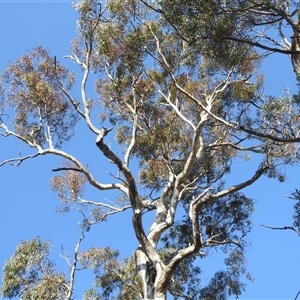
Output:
[{"xmin": 1, "ymin": 1, "xmax": 300, "ymax": 299}]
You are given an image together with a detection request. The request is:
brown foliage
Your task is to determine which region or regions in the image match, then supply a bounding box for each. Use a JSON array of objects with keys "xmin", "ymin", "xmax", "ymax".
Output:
[
  {"xmin": 0, "ymin": 46, "xmax": 78, "ymax": 147},
  {"xmin": 50, "ymin": 161, "xmax": 86, "ymax": 210}
]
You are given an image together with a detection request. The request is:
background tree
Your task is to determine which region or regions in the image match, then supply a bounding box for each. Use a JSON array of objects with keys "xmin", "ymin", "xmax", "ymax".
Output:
[
  {"xmin": 1, "ymin": 0, "xmax": 300, "ymax": 299},
  {"xmin": 1, "ymin": 237, "xmax": 68, "ymax": 300}
]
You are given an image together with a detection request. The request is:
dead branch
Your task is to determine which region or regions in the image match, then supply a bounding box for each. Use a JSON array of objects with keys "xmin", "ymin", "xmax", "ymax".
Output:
[{"xmin": 261, "ymin": 224, "xmax": 300, "ymax": 235}]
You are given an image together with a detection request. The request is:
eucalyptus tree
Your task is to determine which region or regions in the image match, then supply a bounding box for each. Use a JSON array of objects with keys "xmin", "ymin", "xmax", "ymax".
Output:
[{"xmin": 1, "ymin": 0, "xmax": 300, "ymax": 299}]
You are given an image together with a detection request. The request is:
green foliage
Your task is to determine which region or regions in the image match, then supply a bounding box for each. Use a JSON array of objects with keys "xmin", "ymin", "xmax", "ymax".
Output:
[
  {"xmin": 74, "ymin": 0, "xmax": 105, "ymax": 42},
  {"xmin": 293, "ymin": 198, "xmax": 300, "ymax": 232},
  {"xmin": 289, "ymin": 189, "xmax": 300, "ymax": 233},
  {"xmin": 79, "ymin": 247, "xmax": 142, "ymax": 300},
  {"xmin": 154, "ymin": 192, "xmax": 254, "ymax": 298},
  {"xmin": 159, "ymin": 0, "xmax": 256, "ymax": 70},
  {"xmin": 162, "ymin": 253, "xmax": 202, "ymax": 299},
  {"xmin": 1, "ymin": 237, "xmax": 67, "ymax": 299},
  {"xmin": 198, "ymin": 250, "xmax": 251, "ymax": 300}
]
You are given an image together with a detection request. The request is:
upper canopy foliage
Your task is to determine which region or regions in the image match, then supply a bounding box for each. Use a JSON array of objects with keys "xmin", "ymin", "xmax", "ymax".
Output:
[{"xmin": 0, "ymin": 47, "xmax": 78, "ymax": 149}]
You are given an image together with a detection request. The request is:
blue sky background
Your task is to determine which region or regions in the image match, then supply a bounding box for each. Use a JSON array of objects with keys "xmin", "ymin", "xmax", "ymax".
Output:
[{"xmin": 0, "ymin": 2, "xmax": 300, "ymax": 300}]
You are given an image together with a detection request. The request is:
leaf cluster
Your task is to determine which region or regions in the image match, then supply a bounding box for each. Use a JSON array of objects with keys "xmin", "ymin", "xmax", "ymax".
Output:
[
  {"xmin": 159, "ymin": 0, "xmax": 258, "ymax": 70},
  {"xmin": 79, "ymin": 247, "xmax": 142, "ymax": 300},
  {"xmin": 1, "ymin": 237, "xmax": 67, "ymax": 300},
  {"xmin": 197, "ymin": 250, "xmax": 252, "ymax": 300},
  {"xmin": 158, "ymin": 192, "xmax": 254, "ymax": 298},
  {"xmin": 50, "ymin": 162, "xmax": 86, "ymax": 212},
  {"xmin": 0, "ymin": 46, "xmax": 78, "ymax": 148},
  {"xmin": 163, "ymin": 191, "xmax": 253, "ymax": 251}
]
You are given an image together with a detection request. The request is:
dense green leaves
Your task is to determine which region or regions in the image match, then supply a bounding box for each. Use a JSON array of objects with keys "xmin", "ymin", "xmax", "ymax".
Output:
[
  {"xmin": 79, "ymin": 247, "xmax": 142, "ymax": 300},
  {"xmin": 1, "ymin": 237, "xmax": 67, "ymax": 299}
]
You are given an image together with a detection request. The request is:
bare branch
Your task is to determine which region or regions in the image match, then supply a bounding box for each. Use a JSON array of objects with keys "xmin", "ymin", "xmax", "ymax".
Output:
[
  {"xmin": 239, "ymin": 125, "xmax": 300, "ymax": 143},
  {"xmin": 0, "ymin": 123, "xmax": 43, "ymax": 151},
  {"xmin": 44, "ymin": 147, "xmax": 128, "ymax": 194},
  {"xmin": 148, "ymin": 172, "xmax": 175, "ymax": 247},
  {"xmin": 124, "ymin": 114, "xmax": 138, "ymax": 168},
  {"xmin": 78, "ymin": 197, "xmax": 131, "ymax": 211},
  {"xmin": 261, "ymin": 224, "xmax": 300, "ymax": 235},
  {"xmin": 52, "ymin": 167, "xmax": 83, "ymax": 173},
  {"xmin": 54, "ymin": 70, "xmax": 86, "ymax": 120},
  {"xmin": 196, "ymin": 35, "xmax": 300, "ymax": 55},
  {"xmin": 177, "ymin": 113, "xmax": 208, "ymax": 184},
  {"xmin": 204, "ymin": 237, "xmax": 243, "ymax": 250},
  {"xmin": 166, "ymin": 161, "xmax": 268, "ymax": 271},
  {"xmin": 66, "ymin": 219, "xmax": 86, "ymax": 300},
  {"xmin": 0, "ymin": 152, "xmax": 41, "ymax": 167},
  {"xmin": 64, "ymin": 52, "xmax": 86, "ymax": 68},
  {"xmin": 80, "ymin": 46, "xmax": 100, "ymax": 134},
  {"xmin": 207, "ymin": 141, "xmax": 265, "ymax": 154},
  {"xmin": 60, "ymin": 245, "xmax": 72, "ymax": 268},
  {"xmin": 63, "ymin": 48, "xmax": 100, "ymax": 134},
  {"xmin": 158, "ymin": 90, "xmax": 196, "ymax": 131},
  {"xmin": 214, "ymin": 162, "xmax": 268, "ymax": 198}
]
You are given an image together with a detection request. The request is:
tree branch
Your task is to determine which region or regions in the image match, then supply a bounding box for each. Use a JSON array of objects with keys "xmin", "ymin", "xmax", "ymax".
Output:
[
  {"xmin": 80, "ymin": 44, "xmax": 100, "ymax": 134},
  {"xmin": 0, "ymin": 123, "xmax": 43, "ymax": 151},
  {"xmin": 66, "ymin": 224, "xmax": 86, "ymax": 300},
  {"xmin": 0, "ymin": 152, "xmax": 41, "ymax": 167},
  {"xmin": 124, "ymin": 114, "xmax": 137, "ymax": 168},
  {"xmin": 54, "ymin": 62, "xmax": 86, "ymax": 120},
  {"xmin": 44, "ymin": 147, "xmax": 128, "ymax": 194},
  {"xmin": 77, "ymin": 198, "xmax": 132, "ymax": 223},
  {"xmin": 52, "ymin": 167, "xmax": 83, "ymax": 173},
  {"xmin": 167, "ymin": 162, "xmax": 268, "ymax": 272},
  {"xmin": 214, "ymin": 162, "xmax": 269, "ymax": 198},
  {"xmin": 261, "ymin": 224, "xmax": 300, "ymax": 235},
  {"xmin": 194, "ymin": 35, "xmax": 300, "ymax": 55},
  {"xmin": 239, "ymin": 125, "xmax": 300, "ymax": 143},
  {"xmin": 95, "ymin": 128, "xmax": 159, "ymax": 262}
]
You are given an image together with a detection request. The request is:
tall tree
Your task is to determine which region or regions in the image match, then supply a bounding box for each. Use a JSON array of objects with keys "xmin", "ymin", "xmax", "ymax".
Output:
[{"xmin": 1, "ymin": 1, "xmax": 300, "ymax": 299}]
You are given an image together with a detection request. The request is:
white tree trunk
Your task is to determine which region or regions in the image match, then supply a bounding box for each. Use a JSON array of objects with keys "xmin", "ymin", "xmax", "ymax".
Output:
[
  {"xmin": 135, "ymin": 247, "xmax": 167, "ymax": 300},
  {"xmin": 152, "ymin": 291, "xmax": 167, "ymax": 300}
]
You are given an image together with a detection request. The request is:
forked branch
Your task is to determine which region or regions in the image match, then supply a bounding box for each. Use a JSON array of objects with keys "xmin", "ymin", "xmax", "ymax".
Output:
[{"xmin": 0, "ymin": 153, "xmax": 41, "ymax": 167}]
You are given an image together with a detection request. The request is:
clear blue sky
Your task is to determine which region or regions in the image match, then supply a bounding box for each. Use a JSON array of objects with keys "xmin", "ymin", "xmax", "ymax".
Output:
[{"xmin": 0, "ymin": 2, "xmax": 300, "ymax": 300}]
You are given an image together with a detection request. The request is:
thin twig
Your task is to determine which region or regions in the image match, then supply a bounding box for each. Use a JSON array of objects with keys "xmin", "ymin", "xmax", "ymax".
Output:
[
  {"xmin": 261, "ymin": 224, "xmax": 300, "ymax": 235},
  {"xmin": 0, "ymin": 153, "xmax": 41, "ymax": 167},
  {"xmin": 52, "ymin": 167, "xmax": 83, "ymax": 173}
]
